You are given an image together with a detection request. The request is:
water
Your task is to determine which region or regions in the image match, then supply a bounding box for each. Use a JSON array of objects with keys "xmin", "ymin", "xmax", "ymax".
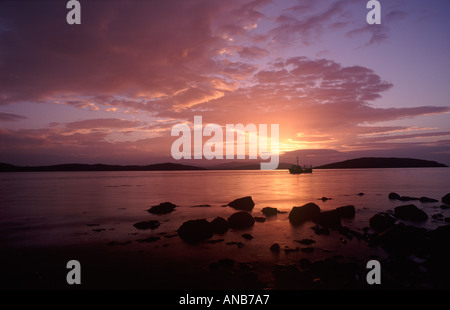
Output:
[{"xmin": 1, "ymin": 168, "xmax": 449, "ymax": 264}]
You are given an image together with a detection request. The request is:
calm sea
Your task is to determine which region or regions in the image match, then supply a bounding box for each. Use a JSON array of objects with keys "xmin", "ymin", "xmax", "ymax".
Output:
[{"xmin": 1, "ymin": 168, "xmax": 449, "ymax": 264}]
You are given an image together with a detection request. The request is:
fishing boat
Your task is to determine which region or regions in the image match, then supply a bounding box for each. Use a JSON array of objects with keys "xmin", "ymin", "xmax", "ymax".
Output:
[{"xmin": 289, "ymin": 156, "xmax": 313, "ymax": 174}]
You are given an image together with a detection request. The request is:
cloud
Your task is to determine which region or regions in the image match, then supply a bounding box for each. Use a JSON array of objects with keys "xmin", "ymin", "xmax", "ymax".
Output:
[{"xmin": 0, "ymin": 112, "xmax": 27, "ymax": 122}]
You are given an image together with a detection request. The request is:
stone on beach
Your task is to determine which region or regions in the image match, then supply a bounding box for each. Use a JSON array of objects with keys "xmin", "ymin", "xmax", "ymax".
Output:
[
  {"xmin": 227, "ymin": 196, "xmax": 255, "ymax": 211},
  {"xmin": 442, "ymin": 193, "xmax": 450, "ymax": 205},
  {"xmin": 177, "ymin": 219, "xmax": 214, "ymax": 244},
  {"xmin": 227, "ymin": 211, "xmax": 255, "ymax": 229},
  {"xmin": 133, "ymin": 220, "xmax": 160, "ymax": 230},
  {"xmin": 336, "ymin": 205, "xmax": 356, "ymax": 218},
  {"xmin": 288, "ymin": 203, "xmax": 321, "ymax": 225},
  {"xmin": 394, "ymin": 204, "xmax": 428, "ymax": 222},
  {"xmin": 210, "ymin": 217, "xmax": 229, "ymax": 234},
  {"xmin": 261, "ymin": 207, "xmax": 278, "ymax": 217},
  {"xmin": 369, "ymin": 212, "xmax": 396, "ymax": 232},
  {"xmin": 147, "ymin": 202, "xmax": 177, "ymax": 214},
  {"xmin": 313, "ymin": 210, "xmax": 342, "ymax": 229}
]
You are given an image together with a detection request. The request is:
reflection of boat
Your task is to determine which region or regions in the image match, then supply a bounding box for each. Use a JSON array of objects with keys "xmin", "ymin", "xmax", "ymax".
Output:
[{"xmin": 289, "ymin": 156, "xmax": 313, "ymax": 174}]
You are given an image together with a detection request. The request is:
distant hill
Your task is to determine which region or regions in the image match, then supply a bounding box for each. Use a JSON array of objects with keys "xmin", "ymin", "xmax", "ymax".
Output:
[
  {"xmin": 315, "ymin": 157, "xmax": 447, "ymax": 169},
  {"xmin": 0, "ymin": 162, "xmax": 207, "ymax": 172},
  {"xmin": 207, "ymin": 162, "xmax": 293, "ymax": 170}
]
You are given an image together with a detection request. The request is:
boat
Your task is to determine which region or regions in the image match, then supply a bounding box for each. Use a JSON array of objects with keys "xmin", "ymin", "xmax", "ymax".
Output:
[{"xmin": 289, "ymin": 156, "xmax": 313, "ymax": 174}]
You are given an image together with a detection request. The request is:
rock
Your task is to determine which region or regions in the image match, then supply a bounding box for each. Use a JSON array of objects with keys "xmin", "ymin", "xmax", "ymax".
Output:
[
  {"xmin": 319, "ymin": 197, "xmax": 332, "ymax": 201},
  {"xmin": 254, "ymin": 216, "xmax": 266, "ymax": 222},
  {"xmin": 295, "ymin": 238, "xmax": 315, "ymax": 245},
  {"xmin": 388, "ymin": 192, "xmax": 401, "ymax": 200},
  {"xmin": 336, "ymin": 205, "xmax": 356, "ymax": 218},
  {"xmin": 284, "ymin": 247, "xmax": 299, "ymax": 254},
  {"xmin": 270, "ymin": 243, "xmax": 281, "ymax": 252},
  {"xmin": 242, "ymin": 233, "xmax": 253, "ymax": 240},
  {"xmin": 311, "ymin": 224, "xmax": 330, "ymax": 235},
  {"xmin": 394, "ymin": 204, "xmax": 428, "ymax": 222},
  {"xmin": 432, "ymin": 214, "xmax": 444, "ymax": 220},
  {"xmin": 369, "ymin": 212, "xmax": 396, "ymax": 232},
  {"xmin": 190, "ymin": 204, "xmax": 211, "ymax": 208},
  {"xmin": 227, "ymin": 212, "xmax": 255, "ymax": 229},
  {"xmin": 388, "ymin": 192, "xmax": 420, "ymax": 201},
  {"xmin": 226, "ymin": 241, "xmax": 245, "ymax": 248},
  {"xmin": 261, "ymin": 207, "xmax": 278, "ymax": 217},
  {"xmin": 227, "ymin": 196, "xmax": 255, "ymax": 211},
  {"xmin": 136, "ymin": 236, "xmax": 160, "ymax": 243},
  {"xmin": 299, "ymin": 258, "xmax": 312, "ymax": 269},
  {"xmin": 357, "ymin": 192, "xmax": 365, "ymax": 196},
  {"xmin": 379, "ymin": 223, "xmax": 429, "ymax": 255},
  {"xmin": 209, "ymin": 258, "xmax": 235, "ymax": 271},
  {"xmin": 147, "ymin": 202, "xmax": 177, "ymax": 214},
  {"xmin": 441, "ymin": 205, "xmax": 450, "ymax": 210},
  {"xmin": 288, "ymin": 203, "xmax": 321, "ymax": 225},
  {"xmin": 210, "ymin": 217, "xmax": 229, "ymax": 234},
  {"xmin": 313, "ymin": 210, "xmax": 341, "ymax": 229},
  {"xmin": 442, "ymin": 193, "xmax": 450, "ymax": 205},
  {"xmin": 446, "ymin": 218, "xmax": 450, "ymax": 223},
  {"xmin": 419, "ymin": 197, "xmax": 438, "ymax": 203},
  {"xmin": 177, "ymin": 219, "xmax": 213, "ymax": 244},
  {"xmin": 133, "ymin": 220, "xmax": 160, "ymax": 230},
  {"xmin": 301, "ymin": 247, "xmax": 314, "ymax": 253}
]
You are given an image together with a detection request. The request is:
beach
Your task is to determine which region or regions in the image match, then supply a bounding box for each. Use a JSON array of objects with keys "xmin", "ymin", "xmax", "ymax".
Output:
[{"xmin": 1, "ymin": 168, "xmax": 450, "ymax": 290}]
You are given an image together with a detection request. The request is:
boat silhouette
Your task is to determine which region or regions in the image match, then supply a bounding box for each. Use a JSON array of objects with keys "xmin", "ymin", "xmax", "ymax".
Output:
[{"xmin": 289, "ymin": 156, "xmax": 313, "ymax": 174}]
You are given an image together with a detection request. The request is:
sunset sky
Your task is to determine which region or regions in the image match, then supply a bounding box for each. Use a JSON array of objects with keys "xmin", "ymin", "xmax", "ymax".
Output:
[{"xmin": 1, "ymin": 0, "xmax": 449, "ymax": 166}]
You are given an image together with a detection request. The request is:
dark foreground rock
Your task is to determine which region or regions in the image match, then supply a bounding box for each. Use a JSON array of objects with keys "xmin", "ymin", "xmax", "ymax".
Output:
[
  {"xmin": 177, "ymin": 219, "xmax": 213, "ymax": 244},
  {"xmin": 227, "ymin": 212, "xmax": 255, "ymax": 229},
  {"xmin": 336, "ymin": 205, "xmax": 356, "ymax": 218},
  {"xmin": 261, "ymin": 207, "xmax": 278, "ymax": 217},
  {"xmin": 227, "ymin": 196, "xmax": 255, "ymax": 211},
  {"xmin": 147, "ymin": 202, "xmax": 177, "ymax": 214},
  {"xmin": 288, "ymin": 203, "xmax": 321, "ymax": 225},
  {"xmin": 313, "ymin": 210, "xmax": 341, "ymax": 229},
  {"xmin": 369, "ymin": 212, "xmax": 396, "ymax": 232},
  {"xmin": 133, "ymin": 220, "xmax": 160, "ymax": 230},
  {"xmin": 394, "ymin": 204, "xmax": 428, "ymax": 222},
  {"xmin": 442, "ymin": 193, "xmax": 450, "ymax": 205},
  {"xmin": 388, "ymin": 192, "xmax": 419, "ymax": 201},
  {"xmin": 210, "ymin": 217, "xmax": 229, "ymax": 234}
]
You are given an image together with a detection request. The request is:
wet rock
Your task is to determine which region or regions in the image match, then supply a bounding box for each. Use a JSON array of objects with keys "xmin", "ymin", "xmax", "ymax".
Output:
[
  {"xmin": 242, "ymin": 233, "xmax": 253, "ymax": 240},
  {"xmin": 270, "ymin": 243, "xmax": 281, "ymax": 252},
  {"xmin": 133, "ymin": 220, "xmax": 160, "ymax": 230},
  {"xmin": 226, "ymin": 241, "xmax": 245, "ymax": 248},
  {"xmin": 389, "ymin": 192, "xmax": 420, "ymax": 201},
  {"xmin": 388, "ymin": 192, "xmax": 401, "ymax": 200},
  {"xmin": 336, "ymin": 205, "xmax": 356, "ymax": 218},
  {"xmin": 313, "ymin": 210, "xmax": 341, "ymax": 229},
  {"xmin": 432, "ymin": 214, "xmax": 444, "ymax": 220},
  {"xmin": 295, "ymin": 238, "xmax": 315, "ymax": 245},
  {"xmin": 190, "ymin": 204, "xmax": 211, "ymax": 208},
  {"xmin": 441, "ymin": 205, "xmax": 450, "ymax": 210},
  {"xmin": 288, "ymin": 203, "xmax": 321, "ymax": 225},
  {"xmin": 205, "ymin": 239, "xmax": 225, "ymax": 244},
  {"xmin": 445, "ymin": 218, "xmax": 450, "ymax": 223},
  {"xmin": 301, "ymin": 247, "xmax": 314, "ymax": 253},
  {"xmin": 311, "ymin": 224, "xmax": 330, "ymax": 235},
  {"xmin": 394, "ymin": 204, "xmax": 428, "ymax": 222},
  {"xmin": 442, "ymin": 193, "xmax": 450, "ymax": 205},
  {"xmin": 357, "ymin": 192, "xmax": 365, "ymax": 196},
  {"xmin": 299, "ymin": 258, "xmax": 312, "ymax": 269},
  {"xmin": 261, "ymin": 207, "xmax": 278, "ymax": 217},
  {"xmin": 177, "ymin": 219, "xmax": 213, "ymax": 244},
  {"xmin": 378, "ymin": 223, "xmax": 429, "ymax": 255},
  {"xmin": 419, "ymin": 197, "xmax": 438, "ymax": 203},
  {"xmin": 319, "ymin": 197, "xmax": 332, "ymax": 201},
  {"xmin": 227, "ymin": 212, "xmax": 255, "ymax": 229},
  {"xmin": 136, "ymin": 236, "xmax": 160, "ymax": 243},
  {"xmin": 147, "ymin": 202, "xmax": 177, "ymax": 214},
  {"xmin": 284, "ymin": 247, "xmax": 299, "ymax": 254},
  {"xmin": 210, "ymin": 217, "xmax": 229, "ymax": 234},
  {"xmin": 227, "ymin": 196, "xmax": 255, "ymax": 211},
  {"xmin": 254, "ymin": 216, "xmax": 266, "ymax": 222},
  {"xmin": 369, "ymin": 212, "xmax": 396, "ymax": 232}
]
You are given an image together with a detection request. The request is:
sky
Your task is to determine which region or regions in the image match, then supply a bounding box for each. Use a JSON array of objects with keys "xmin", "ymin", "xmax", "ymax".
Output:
[{"xmin": 0, "ymin": 0, "xmax": 449, "ymax": 166}]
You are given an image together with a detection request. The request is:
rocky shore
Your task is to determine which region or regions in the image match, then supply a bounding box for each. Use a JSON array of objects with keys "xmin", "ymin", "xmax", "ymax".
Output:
[{"xmin": 2, "ymin": 192, "xmax": 450, "ymax": 290}]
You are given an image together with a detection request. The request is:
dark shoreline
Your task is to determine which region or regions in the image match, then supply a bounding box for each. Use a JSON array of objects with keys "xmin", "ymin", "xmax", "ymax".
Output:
[{"xmin": 2, "ymin": 193, "xmax": 450, "ymax": 291}]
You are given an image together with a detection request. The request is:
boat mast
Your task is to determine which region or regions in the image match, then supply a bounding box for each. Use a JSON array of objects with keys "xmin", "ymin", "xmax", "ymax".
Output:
[{"xmin": 297, "ymin": 156, "xmax": 299, "ymax": 166}]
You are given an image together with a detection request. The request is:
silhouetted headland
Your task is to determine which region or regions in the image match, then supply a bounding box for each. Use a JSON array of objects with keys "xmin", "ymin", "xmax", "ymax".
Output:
[
  {"xmin": 315, "ymin": 157, "xmax": 447, "ymax": 169},
  {"xmin": 0, "ymin": 162, "xmax": 207, "ymax": 172}
]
